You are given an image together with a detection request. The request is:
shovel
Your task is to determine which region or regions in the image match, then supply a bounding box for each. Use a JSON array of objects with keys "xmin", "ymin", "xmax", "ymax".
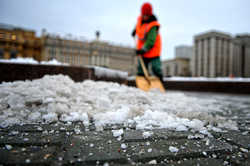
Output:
[{"xmin": 135, "ymin": 55, "xmax": 165, "ymax": 92}]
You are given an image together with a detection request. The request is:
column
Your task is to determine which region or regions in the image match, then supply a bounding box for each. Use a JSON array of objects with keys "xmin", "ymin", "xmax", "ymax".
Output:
[
  {"xmin": 210, "ymin": 37, "xmax": 216, "ymax": 77},
  {"xmin": 245, "ymin": 46, "xmax": 250, "ymax": 77},
  {"xmin": 217, "ymin": 39, "xmax": 222, "ymax": 76},
  {"xmin": 17, "ymin": 44, "xmax": 23, "ymax": 58},
  {"xmin": 197, "ymin": 40, "xmax": 202, "ymax": 77},
  {"xmin": 233, "ymin": 44, "xmax": 238, "ymax": 77},
  {"xmin": 207, "ymin": 38, "xmax": 210, "ymax": 77},
  {"xmin": 223, "ymin": 40, "xmax": 228, "ymax": 76},
  {"xmin": 192, "ymin": 40, "xmax": 198, "ymax": 77},
  {"xmin": 237, "ymin": 44, "xmax": 242, "ymax": 77},
  {"xmin": 203, "ymin": 39, "xmax": 208, "ymax": 77},
  {"xmin": 191, "ymin": 47, "xmax": 196, "ymax": 76},
  {"xmin": 229, "ymin": 41, "xmax": 234, "ymax": 76}
]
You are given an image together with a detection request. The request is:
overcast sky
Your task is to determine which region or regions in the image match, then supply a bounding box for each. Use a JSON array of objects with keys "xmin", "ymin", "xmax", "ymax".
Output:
[{"xmin": 1, "ymin": 0, "xmax": 249, "ymax": 60}]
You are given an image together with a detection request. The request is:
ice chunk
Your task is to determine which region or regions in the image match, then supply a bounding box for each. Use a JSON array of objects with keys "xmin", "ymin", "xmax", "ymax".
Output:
[
  {"xmin": 42, "ymin": 112, "xmax": 58, "ymax": 123},
  {"xmin": 148, "ymin": 160, "xmax": 157, "ymax": 164},
  {"xmin": 121, "ymin": 143, "xmax": 127, "ymax": 149},
  {"xmin": 29, "ymin": 112, "xmax": 41, "ymax": 121},
  {"xmin": 5, "ymin": 145, "xmax": 12, "ymax": 150},
  {"xmin": 112, "ymin": 129, "xmax": 124, "ymax": 137},
  {"xmin": 142, "ymin": 131, "xmax": 153, "ymax": 139},
  {"xmin": 147, "ymin": 148, "xmax": 152, "ymax": 153},
  {"xmin": 169, "ymin": 146, "xmax": 179, "ymax": 153}
]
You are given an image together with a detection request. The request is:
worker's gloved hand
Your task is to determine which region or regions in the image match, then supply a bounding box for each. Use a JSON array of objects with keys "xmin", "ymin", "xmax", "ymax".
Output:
[
  {"xmin": 131, "ymin": 29, "xmax": 136, "ymax": 37},
  {"xmin": 135, "ymin": 49, "xmax": 146, "ymax": 55}
]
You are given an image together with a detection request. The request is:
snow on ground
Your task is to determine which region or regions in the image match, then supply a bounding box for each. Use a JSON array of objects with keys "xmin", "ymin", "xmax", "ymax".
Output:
[
  {"xmin": 0, "ymin": 75, "xmax": 241, "ymax": 133},
  {"xmin": 164, "ymin": 76, "xmax": 250, "ymax": 82},
  {"xmin": 0, "ymin": 57, "xmax": 69, "ymax": 66}
]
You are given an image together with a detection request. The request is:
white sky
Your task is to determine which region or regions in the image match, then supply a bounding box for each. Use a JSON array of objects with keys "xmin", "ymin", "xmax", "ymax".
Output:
[{"xmin": 0, "ymin": 0, "xmax": 249, "ymax": 60}]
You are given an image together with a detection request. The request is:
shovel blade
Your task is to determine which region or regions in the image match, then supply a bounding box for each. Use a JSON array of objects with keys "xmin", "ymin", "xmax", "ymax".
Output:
[{"xmin": 136, "ymin": 76, "xmax": 165, "ymax": 92}]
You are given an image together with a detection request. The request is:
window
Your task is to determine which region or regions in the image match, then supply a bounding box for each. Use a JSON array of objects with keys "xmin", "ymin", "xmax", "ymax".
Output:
[
  {"xmin": 0, "ymin": 48, "xmax": 3, "ymax": 59},
  {"xmin": 10, "ymin": 50, "xmax": 17, "ymax": 59},
  {"xmin": 91, "ymin": 56, "xmax": 95, "ymax": 65},
  {"xmin": 12, "ymin": 35, "xmax": 16, "ymax": 40},
  {"xmin": 0, "ymin": 33, "xmax": 4, "ymax": 39},
  {"xmin": 174, "ymin": 63, "xmax": 178, "ymax": 76},
  {"xmin": 166, "ymin": 66, "xmax": 170, "ymax": 76}
]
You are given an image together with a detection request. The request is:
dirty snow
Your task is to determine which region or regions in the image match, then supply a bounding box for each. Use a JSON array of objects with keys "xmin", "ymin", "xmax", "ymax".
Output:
[{"xmin": 0, "ymin": 75, "xmax": 242, "ymax": 133}]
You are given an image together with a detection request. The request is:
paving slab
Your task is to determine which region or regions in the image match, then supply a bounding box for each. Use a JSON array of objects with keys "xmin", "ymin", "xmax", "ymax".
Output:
[
  {"xmin": 0, "ymin": 124, "xmax": 249, "ymax": 165},
  {"xmin": 1, "ymin": 122, "xmax": 85, "ymax": 133},
  {"xmin": 59, "ymin": 134, "xmax": 128, "ymax": 165},
  {"xmin": 125, "ymin": 137, "xmax": 232, "ymax": 162},
  {"xmin": 0, "ymin": 132, "xmax": 65, "ymax": 146},
  {"xmin": 124, "ymin": 129, "xmax": 191, "ymax": 142},
  {"xmin": 213, "ymin": 130, "xmax": 250, "ymax": 149},
  {"xmin": 0, "ymin": 145, "xmax": 57, "ymax": 165},
  {"xmin": 157, "ymin": 158, "xmax": 225, "ymax": 166}
]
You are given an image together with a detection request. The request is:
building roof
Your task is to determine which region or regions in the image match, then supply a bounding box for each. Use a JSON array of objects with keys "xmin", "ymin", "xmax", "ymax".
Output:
[
  {"xmin": 175, "ymin": 45, "xmax": 193, "ymax": 48},
  {"xmin": 234, "ymin": 34, "xmax": 250, "ymax": 45},
  {"xmin": 194, "ymin": 30, "xmax": 232, "ymax": 40},
  {"xmin": 162, "ymin": 57, "xmax": 190, "ymax": 63},
  {"xmin": 0, "ymin": 23, "xmax": 34, "ymax": 32}
]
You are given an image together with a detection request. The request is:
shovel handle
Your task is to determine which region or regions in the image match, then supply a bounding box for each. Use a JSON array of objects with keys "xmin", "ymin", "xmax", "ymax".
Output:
[
  {"xmin": 134, "ymin": 37, "xmax": 150, "ymax": 78},
  {"xmin": 138, "ymin": 56, "xmax": 149, "ymax": 78}
]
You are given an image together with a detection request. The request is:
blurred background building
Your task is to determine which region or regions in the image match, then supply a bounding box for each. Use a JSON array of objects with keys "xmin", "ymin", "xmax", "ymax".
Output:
[
  {"xmin": 1, "ymin": 23, "xmax": 250, "ymax": 77},
  {"xmin": 233, "ymin": 34, "xmax": 250, "ymax": 77},
  {"xmin": 0, "ymin": 23, "xmax": 41, "ymax": 60},
  {"xmin": 192, "ymin": 31, "xmax": 250, "ymax": 77},
  {"xmin": 0, "ymin": 23, "xmax": 137, "ymax": 75},
  {"xmin": 162, "ymin": 45, "xmax": 193, "ymax": 77},
  {"xmin": 41, "ymin": 31, "xmax": 91, "ymax": 66}
]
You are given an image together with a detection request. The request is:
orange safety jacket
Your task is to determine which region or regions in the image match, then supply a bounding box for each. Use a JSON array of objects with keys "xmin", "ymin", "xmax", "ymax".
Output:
[{"xmin": 135, "ymin": 16, "xmax": 162, "ymax": 58}]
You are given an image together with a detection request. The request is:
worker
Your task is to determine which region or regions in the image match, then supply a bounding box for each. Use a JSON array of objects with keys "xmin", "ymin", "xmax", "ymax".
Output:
[{"xmin": 132, "ymin": 2, "xmax": 163, "ymax": 83}]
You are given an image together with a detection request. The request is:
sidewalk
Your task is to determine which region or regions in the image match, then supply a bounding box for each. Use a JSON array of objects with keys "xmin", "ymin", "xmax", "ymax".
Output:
[
  {"xmin": 0, "ymin": 119, "xmax": 250, "ymax": 166},
  {"xmin": 1, "ymin": 90, "xmax": 250, "ymax": 166}
]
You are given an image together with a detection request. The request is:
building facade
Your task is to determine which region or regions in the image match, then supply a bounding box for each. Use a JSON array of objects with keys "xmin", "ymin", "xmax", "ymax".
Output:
[
  {"xmin": 192, "ymin": 31, "xmax": 234, "ymax": 77},
  {"xmin": 233, "ymin": 34, "xmax": 250, "ymax": 77},
  {"xmin": 162, "ymin": 58, "xmax": 191, "ymax": 77},
  {"xmin": 175, "ymin": 45, "xmax": 193, "ymax": 59},
  {"xmin": 41, "ymin": 34, "xmax": 137, "ymax": 75},
  {"xmin": 89, "ymin": 40, "xmax": 136, "ymax": 74},
  {"xmin": 41, "ymin": 34, "xmax": 91, "ymax": 66},
  {"xmin": 162, "ymin": 45, "xmax": 192, "ymax": 77},
  {"xmin": 192, "ymin": 31, "xmax": 250, "ymax": 77},
  {"xmin": 0, "ymin": 23, "xmax": 137, "ymax": 75},
  {"xmin": 0, "ymin": 23, "xmax": 41, "ymax": 60}
]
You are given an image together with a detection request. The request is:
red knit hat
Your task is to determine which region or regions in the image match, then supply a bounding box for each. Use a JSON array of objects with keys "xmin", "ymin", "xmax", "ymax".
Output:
[{"xmin": 141, "ymin": 2, "xmax": 153, "ymax": 16}]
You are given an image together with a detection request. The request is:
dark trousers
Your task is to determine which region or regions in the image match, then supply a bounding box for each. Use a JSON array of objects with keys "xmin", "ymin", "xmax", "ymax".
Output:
[{"xmin": 137, "ymin": 56, "xmax": 163, "ymax": 82}]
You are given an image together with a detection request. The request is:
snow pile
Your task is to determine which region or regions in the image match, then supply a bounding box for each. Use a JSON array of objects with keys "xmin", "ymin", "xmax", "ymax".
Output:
[
  {"xmin": 0, "ymin": 57, "xmax": 39, "ymax": 64},
  {"xmin": 40, "ymin": 59, "xmax": 69, "ymax": 66},
  {"xmin": 0, "ymin": 75, "xmax": 238, "ymax": 132},
  {"xmin": 0, "ymin": 57, "xmax": 69, "ymax": 66},
  {"xmin": 93, "ymin": 66, "xmax": 128, "ymax": 79}
]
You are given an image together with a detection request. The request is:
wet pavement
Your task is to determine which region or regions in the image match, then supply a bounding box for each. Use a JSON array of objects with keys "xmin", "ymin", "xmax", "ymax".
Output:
[{"xmin": 0, "ymin": 91, "xmax": 250, "ymax": 166}]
